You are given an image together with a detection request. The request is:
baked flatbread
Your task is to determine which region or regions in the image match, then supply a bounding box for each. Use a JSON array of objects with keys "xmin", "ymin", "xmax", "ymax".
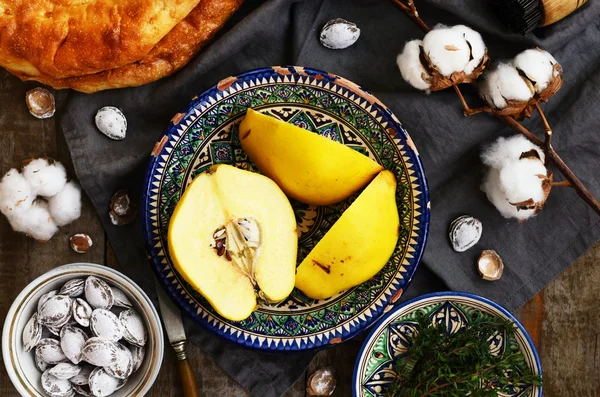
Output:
[{"xmin": 0, "ymin": 0, "xmax": 242, "ymax": 92}]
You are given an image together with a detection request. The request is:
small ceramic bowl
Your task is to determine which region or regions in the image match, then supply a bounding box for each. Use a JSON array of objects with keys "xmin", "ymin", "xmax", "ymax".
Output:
[
  {"xmin": 353, "ymin": 291, "xmax": 542, "ymax": 397},
  {"xmin": 2, "ymin": 263, "xmax": 164, "ymax": 397}
]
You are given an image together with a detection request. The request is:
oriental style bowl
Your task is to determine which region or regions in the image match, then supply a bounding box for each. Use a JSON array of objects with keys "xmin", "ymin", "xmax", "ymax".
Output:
[
  {"xmin": 353, "ymin": 292, "xmax": 542, "ymax": 397},
  {"xmin": 143, "ymin": 66, "xmax": 430, "ymax": 352},
  {"xmin": 2, "ymin": 263, "xmax": 163, "ymax": 397}
]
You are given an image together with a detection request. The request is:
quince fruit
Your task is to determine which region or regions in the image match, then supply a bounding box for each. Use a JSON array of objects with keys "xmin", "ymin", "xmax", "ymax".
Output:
[
  {"xmin": 294, "ymin": 170, "xmax": 399, "ymax": 299},
  {"xmin": 239, "ymin": 109, "xmax": 383, "ymax": 205},
  {"xmin": 168, "ymin": 164, "xmax": 297, "ymax": 321}
]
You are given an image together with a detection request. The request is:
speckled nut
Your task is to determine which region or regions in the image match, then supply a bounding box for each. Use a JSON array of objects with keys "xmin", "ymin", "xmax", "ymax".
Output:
[
  {"xmin": 25, "ymin": 88, "xmax": 55, "ymax": 119},
  {"xmin": 320, "ymin": 19, "xmax": 360, "ymax": 50},
  {"xmin": 109, "ymin": 189, "xmax": 137, "ymax": 226},
  {"xmin": 59, "ymin": 278, "xmax": 85, "ymax": 297},
  {"xmin": 38, "ymin": 295, "xmax": 72, "ymax": 327},
  {"xmin": 478, "ymin": 250, "xmax": 504, "ymax": 281},
  {"xmin": 36, "ymin": 338, "xmax": 68, "ymax": 364},
  {"xmin": 88, "ymin": 367, "xmax": 120, "ymax": 397},
  {"xmin": 84, "ymin": 276, "xmax": 114, "ymax": 310},
  {"xmin": 22, "ymin": 313, "xmax": 42, "ymax": 353},
  {"xmin": 90, "ymin": 309, "xmax": 124, "ymax": 342},
  {"xmin": 41, "ymin": 369, "xmax": 73, "ymax": 397},
  {"xmin": 119, "ymin": 309, "xmax": 147, "ymax": 347},
  {"xmin": 60, "ymin": 324, "xmax": 88, "ymax": 365},
  {"xmin": 81, "ymin": 337, "xmax": 119, "ymax": 367},
  {"xmin": 449, "ymin": 215, "xmax": 482, "ymax": 252},
  {"xmin": 95, "ymin": 106, "xmax": 127, "ymax": 140},
  {"xmin": 70, "ymin": 234, "xmax": 93, "ymax": 254},
  {"xmin": 307, "ymin": 366, "xmax": 336, "ymax": 396}
]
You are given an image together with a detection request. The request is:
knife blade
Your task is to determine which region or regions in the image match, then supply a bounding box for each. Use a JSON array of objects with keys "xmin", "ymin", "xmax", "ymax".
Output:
[{"xmin": 155, "ymin": 280, "xmax": 199, "ymax": 397}]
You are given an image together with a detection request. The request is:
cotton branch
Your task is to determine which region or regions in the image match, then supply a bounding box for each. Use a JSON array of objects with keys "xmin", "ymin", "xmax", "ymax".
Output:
[
  {"xmin": 391, "ymin": 0, "xmax": 430, "ymax": 33},
  {"xmin": 392, "ymin": 0, "xmax": 600, "ymax": 216}
]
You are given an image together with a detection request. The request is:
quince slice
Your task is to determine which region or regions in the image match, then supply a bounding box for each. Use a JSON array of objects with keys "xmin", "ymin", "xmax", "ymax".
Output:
[
  {"xmin": 168, "ymin": 164, "xmax": 297, "ymax": 321},
  {"xmin": 239, "ymin": 109, "xmax": 383, "ymax": 205},
  {"xmin": 295, "ymin": 171, "xmax": 400, "ymax": 299}
]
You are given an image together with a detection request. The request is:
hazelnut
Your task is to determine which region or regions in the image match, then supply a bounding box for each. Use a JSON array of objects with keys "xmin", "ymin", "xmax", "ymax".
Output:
[
  {"xmin": 25, "ymin": 87, "xmax": 56, "ymax": 119},
  {"xmin": 307, "ymin": 367, "xmax": 336, "ymax": 396},
  {"xmin": 109, "ymin": 189, "xmax": 137, "ymax": 226},
  {"xmin": 70, "ymin": 234, "xmax": 93, "ymax": 254}
]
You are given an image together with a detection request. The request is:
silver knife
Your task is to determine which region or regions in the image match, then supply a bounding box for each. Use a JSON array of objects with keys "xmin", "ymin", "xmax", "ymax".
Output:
[{"xmin": 155, "ymin": 280, "xmax": 199, "ymax": 397}]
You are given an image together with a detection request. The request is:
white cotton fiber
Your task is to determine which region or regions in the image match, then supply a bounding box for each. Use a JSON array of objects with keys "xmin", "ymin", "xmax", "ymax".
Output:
[
  {"xmin": 397, "ymin": 40, "xmax": 432, "ymax": 91},
  {"xmin": 48, "ymin": 181, "xmax": 82, "ymax": 226},
  {"xmin": 22, "ymin": 158, "xmax": 67, "ymax": 197},
  {"xmin": 451, "ymin": 25, "xmax": 486, "ymax": 75},
  {"xmin": 479, "ymin": 63, "xmax": 534, "ymax": 109},
  {"xmin": 422, "ymin": 26, "xmax": 470, "ymax": 76},
  {"xmin": 481, "ymin": 135, "xmax": 548, "ymax": 220},
  {"xmin": 8, "ymin": 200, "xmax": 58, "ymax": 241},
  {"xmin": 482, "ymin": 169, "xmax": 525, "ymax": 219},
  {"xmin": 498, "ymin": 159, "xmax": 547, "ymax": 204},
  {"xmin": 481, "ymin": 135, "xmax": 545, "ymax": 169},
  {"xmin": 0, "ymin": 168, "xmax": 33, "ymax": 216},
  {"xmin": 513, "ymin": 49, "xmax": 559, "ymax": 94}
]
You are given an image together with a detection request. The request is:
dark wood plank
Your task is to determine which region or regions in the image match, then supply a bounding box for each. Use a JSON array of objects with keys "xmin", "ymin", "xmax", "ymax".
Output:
[
  {"xmin": 0, "ymin": 71, "xmax": 105, "ymax": 394},
  {"xmin": 282, "ymin": 374, "xmax": 306, "ymax": 397},
  {"xmin": 536, "ymin": 240, "xmax": 600, "ymax": 397},
  {"xmin": 306, "ymin": 338, "xmax": 363, "ymax": 396},
  {"xmin": 516, "ymin": 292, "xmax": 544, "ymax": 348}
]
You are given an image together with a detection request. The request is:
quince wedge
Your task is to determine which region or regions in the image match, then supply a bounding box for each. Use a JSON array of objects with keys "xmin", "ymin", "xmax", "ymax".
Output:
[
  {"xmin": 239, "ymin": 109, "xmax": 384, "ymax": 205},
  {"xmin": 295, "ymin": 170, "xmax": 400, "ymax": 300},
  {"xmin": 168, "ymin": 164, "xmax": 298, "ymax": 321}
]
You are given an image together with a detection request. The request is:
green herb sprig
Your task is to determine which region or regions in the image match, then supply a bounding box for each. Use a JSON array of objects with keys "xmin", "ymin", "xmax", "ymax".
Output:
[{"xmin": 385, "ymin": 312, "xmax": 543, "ymax": 397}]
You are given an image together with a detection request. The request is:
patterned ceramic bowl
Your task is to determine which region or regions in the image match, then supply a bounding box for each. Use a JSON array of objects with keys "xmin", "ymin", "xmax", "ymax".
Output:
[
  {"xmin": 2, "ymin": 263, "xmax": 164, "ymax": 397},
  {"xmin": 143, "ymin": 66, "xmax": 430, "ymax": 352},
  {"xmin": 353, "ymin": 292, "xmax": 542, "ymax": 397}
]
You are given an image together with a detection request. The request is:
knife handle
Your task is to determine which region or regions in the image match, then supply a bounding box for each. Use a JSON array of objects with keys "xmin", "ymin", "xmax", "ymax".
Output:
[{"xmin": 172, "ymin": 340, "xmax": 199, "ymax": 397}]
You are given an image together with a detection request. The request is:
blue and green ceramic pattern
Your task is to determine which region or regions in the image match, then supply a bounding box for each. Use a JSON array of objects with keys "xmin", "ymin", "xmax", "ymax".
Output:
[
  {"xmin": 142, "ymin": 66, "xmax": 430, "ymax": 351},
  {"xmin": 353, "ymin": 292, "xmax": 542, "ymax": 396}
]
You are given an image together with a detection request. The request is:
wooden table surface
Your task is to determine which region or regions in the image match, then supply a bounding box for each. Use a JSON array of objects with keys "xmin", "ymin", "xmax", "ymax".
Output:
[{"xmin": 1, "ymin": 70, "xmax": 598, "ymax": 397}]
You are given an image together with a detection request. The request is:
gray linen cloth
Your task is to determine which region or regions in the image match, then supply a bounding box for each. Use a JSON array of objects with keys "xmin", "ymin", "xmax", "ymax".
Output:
[{"xmin": 59, "ymin": 0, "xmax": 600, "ymax": 395}]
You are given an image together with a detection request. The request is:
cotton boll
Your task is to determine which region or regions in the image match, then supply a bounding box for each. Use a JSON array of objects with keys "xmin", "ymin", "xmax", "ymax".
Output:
[
  {"xmin": 481, "ymin": 135, "xmax": 545, "ymax": 169},
  {"xmin": 481, "ymin": 135, "xmax": 549, "ymax": 220},
  {"xmin": 397, "ymin": 40, "xmax": 432, "ymax": 91},
  {"xmin": 498, "ymin": 159, "xmax": 547, "ymax": 205},
  {"xmin": 451, "ymin": 25, "xmax": 486, "ymax": 75},
  {"xmin": 22, "ymin": 158, "xmax": 67, "ymax": 197},
  {"xmin": 8, "ymin": 200, "xmax": 58, "ymax": 241},
  {"xmin": 513, "ymin": 49, "xmax": 559, "ymax": 94},
  {"xmin": 48, "ymin": 181, "xmax": 82, "ymax": 226},
  {"xmin": 479, "ymin": 63, "xmax": 534, "ymax": 109},
  {"xmin": 0, "ymin": 168, "xmax": 33, "ymax": 217},
  {"xmin": 422, "ymin": 27, "xmax": 470, "ymax": 76},
  {"xmin": 482, "ymin": 169, "xmax": 536, "ymax": 220}
]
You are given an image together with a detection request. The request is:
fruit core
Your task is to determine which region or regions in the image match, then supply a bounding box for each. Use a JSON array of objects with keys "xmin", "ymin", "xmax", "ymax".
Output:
[{"xmin": 211, "ymin": 217, "xmax": 266, "ymax": 300}]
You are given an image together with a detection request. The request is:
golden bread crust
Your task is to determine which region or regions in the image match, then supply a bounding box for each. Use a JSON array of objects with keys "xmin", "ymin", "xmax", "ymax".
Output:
[
  {"xmin": 0, "ymin": 0, "xmax": 203, "ymax": 78},
  {"xmin": 5, "ymin": 0, "xmax": 243, "ymax": 92}
]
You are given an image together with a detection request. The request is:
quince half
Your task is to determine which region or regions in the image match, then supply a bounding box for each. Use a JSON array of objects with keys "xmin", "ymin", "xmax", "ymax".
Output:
[
  {"xmin": 295, "ymin": 170, "xmax": 400, "ymax": 299},
  {"xmin": 239, "ymin": 109, "xmax": 383, "ymax": 205},
  {"xmin": 168, "ymin": 164, "xmax": 297, "ymax": 321}
]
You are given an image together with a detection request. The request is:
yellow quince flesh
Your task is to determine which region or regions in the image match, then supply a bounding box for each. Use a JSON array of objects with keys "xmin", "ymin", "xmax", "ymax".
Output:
[
  {"xmin": 295, "ymin": 170, "xmax": 399, "ymax": 300},
  {"xmin": 239, "ymin": 109, "xmax": 384, "ymax": 205},
  {"xmin": 168, "ymin": 164, "xmax": 298, "ymax": 321}
]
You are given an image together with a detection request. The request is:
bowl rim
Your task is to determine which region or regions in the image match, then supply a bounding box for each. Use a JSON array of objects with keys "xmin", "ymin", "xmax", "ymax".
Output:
[
  {"xmin": 142, "ymin": 65, "xmax": 431, "ymax": 352},
  {"xmin": 2, "ymin": 262, "xmax": 164, "ymax": 397},
  {"xmin": 352, "ymin": 291, "xmax": 543, "ymax": 397}
]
